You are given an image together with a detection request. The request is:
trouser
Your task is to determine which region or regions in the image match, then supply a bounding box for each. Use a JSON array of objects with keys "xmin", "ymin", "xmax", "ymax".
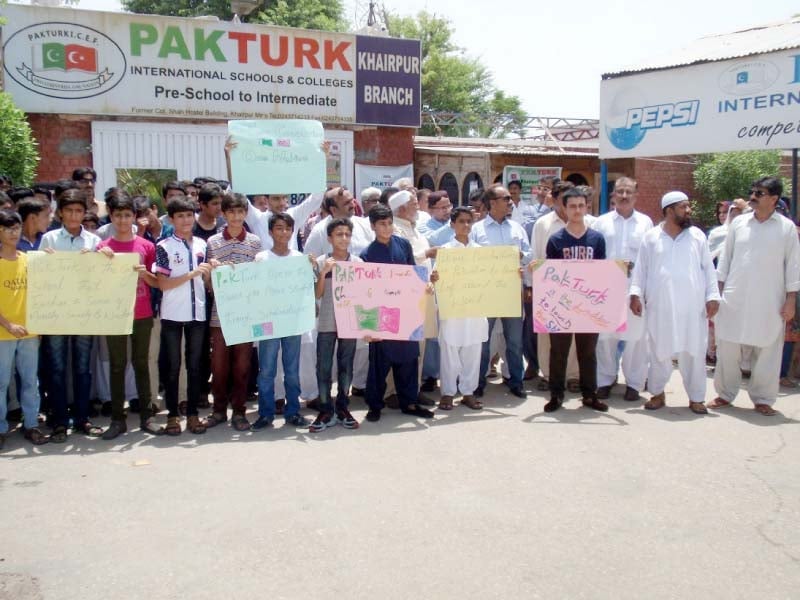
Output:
[
  {"xmin": 422, "ymin": 337, "xmax": 440, "ymax": 381},
  {"xmin": 0, "ymin": 337, "xmax": 40, "ymax": 433},
  {"xmin": 479, "ymin": 317, "xmax": 524, "ymax": 391},
  {"xmin": 522, "ymin": 288, "xmax": 539, "ymax": 374},
  {"xmin": 210, "ymin": 326, "xmax": 252, "ymax": 416},
  {"xmin": 160, "ymin": 320, "xmax": 205, "ymax": 418},
  {"xmin": 300, "ymin": 331, "xmax": 318, "ymax": 399},
  {"xmin": 780, "ymin": 341, "xmax": 794, "ymax": 378},
  {"xmin": 106, "ymin": 317, "xmax": 153, "ymax": 422},
  {"xmin": 439, "ymin": 339, "xmax": 481, "ymax": 397},
  {"xmin": 199, "ymin": 300, "xmax": 212, "ymax": 400},
  {"xmin": 537, "ymin": 333, "xmax": 579, "ymax": 381},
  {"xmin": 648, "ymin": 349, "xmax": 707, "ymax": 403},
  {"xmin": 366, "ymin": 342, "xmax": 419, "ymax": 411},
  {"xmin": 549, "ymin": 333, "xmax": 599, "ymax": 398},
  {"xmin": 316, "ymin": 331, "xmax": 356, "ymax": 413},
  {"xmin": 596, "ymin": 334, "xmax": 648, "ymax": 390},
  {"xmin": 258, "ymin": 335, "xmax": 301, "ymax": 419},
  {"xmin": 715, "ymin": 333, "xmax": 783, "ymax": 407},
  {"xmin": 352, "ymin": 341, "xmax": 368, "ymax": 388},
  {"xmin": 48, "ymin": 334, "xmax": 93, "ymax": 429}
]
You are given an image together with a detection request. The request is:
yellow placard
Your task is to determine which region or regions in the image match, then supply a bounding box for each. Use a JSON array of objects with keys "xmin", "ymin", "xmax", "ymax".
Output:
[
  {"xmin": 26, "ymin": 252, "xmax": 140, "ymax": 335},
  {"xmin": 435, "ymin": 246, "xmax": 522, "ymax": 319}
]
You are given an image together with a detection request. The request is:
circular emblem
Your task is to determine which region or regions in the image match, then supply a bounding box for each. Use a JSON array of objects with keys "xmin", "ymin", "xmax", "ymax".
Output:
[{"xmin": 718, "ymin": 60, "xmax": 780, "ymax": 96}]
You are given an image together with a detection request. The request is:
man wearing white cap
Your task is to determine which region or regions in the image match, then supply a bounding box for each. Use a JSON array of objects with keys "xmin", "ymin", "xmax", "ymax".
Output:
[
  {"xmin": 629, "ymin": 191, "xmax": 720, "ymax": 414},
  {"xmin": 710, "ymin": 177, "xmax": 800, "ymax": 415}
]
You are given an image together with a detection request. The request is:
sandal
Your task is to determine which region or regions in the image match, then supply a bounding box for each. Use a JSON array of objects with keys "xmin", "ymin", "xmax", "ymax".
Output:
[
  {"xmin": 76, "ymin": 421, "xmax": 103, "ymax": 437},
  {"xmin": 779, "ymin": 377, "xmax": 797, "ymax": 388},
  {"xmin": 165, "ymin": 417, "xmax": 182, "ymax": 437},
  {"xmin": 24, "ymin": 427, "xmax": 49, "ymax": 445},
  {"xmin": 140, "ymin": 418, "xmax": 165, "ymax": 436},
  {"xmin": 186, "ymin": 416, "xmax": 207, "ymax": 435},
  {"xmin": 437, "ymin": 395, "xmax": 454, "ymax": 411},
  {"xmin": 205, "ymin": 412, "xmax": 227, "ymax": 428},
  {"xmin": 754, "ymin": 404, "xmax": 777, "ymax": 416},
  {"xmin": 50, "ymin": 426, "xmax": 68, "ymax": 443},
  {"xmin": 461, "ymin": 395, "xmax": 483, "ymax": 410},
  {"xmin": 708, "ymin": 397, "xmax": 731, "ymax": 409},
  {"xmin": 231, "ymin": 414, "xmax": 250, "ymax": 432}
]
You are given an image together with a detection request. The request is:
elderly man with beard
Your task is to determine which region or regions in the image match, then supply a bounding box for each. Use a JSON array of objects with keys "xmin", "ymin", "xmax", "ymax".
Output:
[{"xmin": 629, "ymin": 192, "xmax": 720, "ymax": 414}]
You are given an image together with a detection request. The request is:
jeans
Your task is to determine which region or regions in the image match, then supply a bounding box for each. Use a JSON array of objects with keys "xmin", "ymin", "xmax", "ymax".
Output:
[
  {"xmin": 549, "ymin": 333, "xmax": 599, "ymax": 398},
  {"xmin": 0, "ymin": 337, "xmax": 40, "ymax": 433},
  {"xmin": 421, "ymin": 338, "xmax": 440, "ymax": 381},
  {"xmin": 210, "ymin": 326, "xmax": 252, "ymax": 416},
  {"xmin": 160, "ymin": 320, "xmax": 206, "ymax": 418},
  {"xmin": 107, "ymin": 317, "xmax": 153, "ymax": 422},
  {"xmin": 479, "ymin": 317, "xmax": 524, "ymax": 391},
  {"xmin": 258, "ymin": 335, "xmax": 301, "ymax": 419},
  {"xmin": 522, "ymin": 288, "xmax": 539, "ymax": 373},
  {"xmin": 316, "ymin": 331, "xmax": 356, "ymax": 413},
  {"xmin": 48, "ymin": 334, "xmax": 93, "ymax": 429},
  {"xmin": 781, "ymin": 341, "xmax": 794, "ymax": 378}
]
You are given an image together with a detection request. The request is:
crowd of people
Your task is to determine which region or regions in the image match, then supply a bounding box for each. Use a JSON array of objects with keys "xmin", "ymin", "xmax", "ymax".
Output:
[{"xmin": 0, "ymin": 163, "xmax": 797, "ymax": 449}]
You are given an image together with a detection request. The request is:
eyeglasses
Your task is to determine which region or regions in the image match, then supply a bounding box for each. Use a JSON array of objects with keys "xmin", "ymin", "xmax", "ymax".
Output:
[
  {"xmin": 750, "ymin": 190, "xmax": 767, "ymax": 198},
  {"xmin": 0, "ymin": 225, "xmax": 22, "ymax": 233}
]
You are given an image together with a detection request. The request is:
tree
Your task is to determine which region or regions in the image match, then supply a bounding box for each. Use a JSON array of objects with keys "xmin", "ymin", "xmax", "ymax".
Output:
[
  {"xmin": 693, "ymin": 150, "xmax": 788, "ymax": 225},
  {"xmin": 0, "ymin": 92, "xmax": 39, "ymax": 187},
  {"xmin": 384, "ymin": 10, "xmax": 527, "ymax": 138},
  {"xmin": 121, "ymin": 0, "xmax": 348, "ymax": 30}
]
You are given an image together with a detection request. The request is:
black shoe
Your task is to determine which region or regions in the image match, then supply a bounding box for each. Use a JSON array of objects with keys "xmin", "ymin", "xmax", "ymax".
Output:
[
  {"xmin": 100, "ymin": 401, "xmax": 112, "ymax": 417},
  {"xmin": 508, "ymin": 386, "xmax": 526, "ymax": 399},
  {"xmin": 596, "ymin": 385, "xmax": 612, "ymax": 400},
  {"xmin": 582, "ymin": 397, "xmax": 609, "ymax": 412},
  {"xmin": 420, "ymin": 377, "xmax": 437, "ymax": 392},
  {"xmin": 351, "ymin": 387, "xmax": 365, "ymax": 397},
  {"xmin": 101, "ymin": 420, "xmax": 127, "ymax": 441},
  {"xmin": 417, "ymin": 392, "xmax": 436, "ymax": 406},
  {"xmin": 365, "ymin": 408, "xmax": 381, "ymax": 422},
  {"xmin": 544, "ymin": 397, "xmax": 563, "ymax": 413},
  {"xmin": 401, "ymin": 405, "xmax": 435, "ymax": 418},
  {"xmin": 623, "ymin": 386, "xmax": 640, "ymax": 402}
]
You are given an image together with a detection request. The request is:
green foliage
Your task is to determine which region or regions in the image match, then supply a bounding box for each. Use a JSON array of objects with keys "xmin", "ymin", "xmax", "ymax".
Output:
[
  {"xmin": 121, "ymin": 0, "xmax": 347, "ymax": 29},
  {"xmin": 693, "ymin": 150, "xmax": 788, "ymax": 226},
  {"xmin": 0, "ymin": 93, "xmax": 39, "ymax": 187},
  {"xmin": 116, "ymin": 168, "xmax": 177, "ymax": 214},
  {"xmin": 385, "ymin": 10, "xmax": 526, "ymax": 138}
]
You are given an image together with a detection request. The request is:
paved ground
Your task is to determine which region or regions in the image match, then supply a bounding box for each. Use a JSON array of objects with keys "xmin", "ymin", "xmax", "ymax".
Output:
[{"xmin": 2, "ymin": 368, "xmax": 799, "ymax": 600}]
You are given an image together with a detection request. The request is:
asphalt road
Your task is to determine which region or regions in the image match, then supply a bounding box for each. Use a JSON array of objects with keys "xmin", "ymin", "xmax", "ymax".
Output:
[{"xmin": 2, "ymin": 369, "xmax": 799, "ymax": 600}]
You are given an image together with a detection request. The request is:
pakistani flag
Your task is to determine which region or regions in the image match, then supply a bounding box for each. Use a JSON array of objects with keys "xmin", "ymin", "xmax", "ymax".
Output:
[{"xmin": 38, "ymin": 42, "xmax": 98, "ymax": 73}]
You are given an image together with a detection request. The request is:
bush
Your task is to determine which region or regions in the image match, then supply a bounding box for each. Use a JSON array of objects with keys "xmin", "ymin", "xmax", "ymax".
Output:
[{"xmin": 0, "ymin": 92, "xmax": 39, "ymax": 187}]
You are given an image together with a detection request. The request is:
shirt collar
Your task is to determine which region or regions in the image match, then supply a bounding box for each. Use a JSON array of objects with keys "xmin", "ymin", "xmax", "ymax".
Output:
[
  {"xmin": 222, "ymin": 227, "xmax": 246, "ymax": 241},
  {"xmin": 486, "ymin": 215, "xmax": 508, "ymax": 227},
  {"xmin": 59, "ymin": 225, "xmax": 86, "ymax": 239}
]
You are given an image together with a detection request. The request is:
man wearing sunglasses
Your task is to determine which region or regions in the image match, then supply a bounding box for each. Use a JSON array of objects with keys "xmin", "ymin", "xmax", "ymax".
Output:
[{"xmin": 711, "ymin": 177, "xmax": 800, "ymax": 416}]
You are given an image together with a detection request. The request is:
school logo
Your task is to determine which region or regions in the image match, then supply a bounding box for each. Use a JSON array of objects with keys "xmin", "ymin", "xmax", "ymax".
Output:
[
  {"xmin": 718, "ymin": 60, "xmax": 779, "ymax": 96},
  {"xmin": 3, "ymin": 22, "xmax": 126, "ymax": 99}
]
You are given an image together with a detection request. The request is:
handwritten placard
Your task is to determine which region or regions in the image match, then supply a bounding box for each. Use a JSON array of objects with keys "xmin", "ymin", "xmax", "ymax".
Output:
[
  {"xmin": 332, "ymin": 261, "xmax": 429, "ymax": 341},
  {"xmin": 531, "ymin": 260, "xmax": 628, "ymax": 333},
  {"xmin": 211, "ymin": 257, "xmax": 315, "ymax": 345},
  {"xmin": 435, "ymin": 246, "xmax": 521, "ymax": 319},
  {"xmin": 228, "ymin": 119, "xmax": 326, "ymax": 194},
  {"xmin": 26, "ymin": 252, "xmax": 139, "ymax": 335}
]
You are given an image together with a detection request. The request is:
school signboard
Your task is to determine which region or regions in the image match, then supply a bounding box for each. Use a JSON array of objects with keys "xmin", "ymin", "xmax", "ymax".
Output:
[{"xmin": 1, "ymin": 4, "xmax": 421, "ymax": 127}]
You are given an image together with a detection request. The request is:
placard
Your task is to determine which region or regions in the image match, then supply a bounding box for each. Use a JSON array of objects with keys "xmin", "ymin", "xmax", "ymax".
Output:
[
  {"xmin": 434, "ymin": 246, "xmax": 521, "ymax": 319},
  {"xmin": 332, "ymin": 261, "xmax": 428, "ymax": 340},
  {"xmin": 531, "ymin": 259, "xmax": 628, "ymax": 333},
  {"xmin": 26, "ymin": 252, "xmax": 139, "ymax": 335},
  {"xmin": 211, "ymin": 256, "xmax": 315, "ymax": 345},
  {"xmin": 503, "ymin": 166, "xmax": 562, "ymax": 203}
]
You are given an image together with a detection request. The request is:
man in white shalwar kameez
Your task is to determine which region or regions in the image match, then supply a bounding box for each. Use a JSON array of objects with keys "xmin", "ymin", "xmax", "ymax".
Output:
[
  {"xmin": 710, "ymin": 177, "xmax": 800, "ymax": 416},
  {"xmin": 629, "ymin": 192, "xmax": 720, "ymax": 414},
  {"xmin": 432, "ymin": 207, "xmax": 488, "ymax": 410}
]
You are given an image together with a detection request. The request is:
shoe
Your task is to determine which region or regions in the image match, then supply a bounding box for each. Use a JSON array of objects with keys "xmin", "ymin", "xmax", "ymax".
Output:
[
  {"xmin": 623, "ymin": 387, "xmax": 640, "ymax": 402},
  {"xmin": 417, "ymin": 392, "xmax": 436, "ymax": 406},
  {"xmin": 420, "ymin": 377, "xmax": 437, "ymax": 392},
  {"xmin": 401, "ymin": 405, "xmax": 435, "ymax": 418},
  {"xmin": 286, "ymin": 414, "xmax": 310, "ymax": 427},
  {"xmin": 351, "ymin": 387, "xmax": 365, "ymax": 397},
  {"xmin": 596, "ymin": 385, "xmax": 612, "ymax": 400},
  {"xmin": 305, "ymin": 397, "xmax": 322, "ymax": 411},
  {"xmin": 567, "ymin": 379, "xmax": 581, "ymax": 393},
  {"xmin": 385, "ymin": 394, "xmax": 399, "ymax": 409},
  {"xmin": 23, "ymin": 427, "xmax": 49, "ymax": 445},
  {"xmin": 128, "ymin": 398, "xmax": 140, "ymax": 413},
  {"xmin": 250, "ymin": 415, "xmax": 274, "ymax": 430},
  {"xmin": 644, "ymin": 393, "xmax": 665, "ymax": 410},
  {"xmin": 365, "ymin": 408, "xmax": 381, "ymax": 422},
  {"xmin": 275, "ymin": 399, "xmax": 285, "ymax": 415},
  {"xmin": 309, "ymin": 412, "xmax": 336, "ymax": 433},
  {"xmin": 101, "ymin": 420, "xmax": 127, "ymax": 440},
  {"xmin": 140, "ymin": 418, "xmax": 164, "ymax": 435},
  {"xmin": 582, "ymin": 397, "xmax": 608, "ymax": 412},
  {"xmin": 544, "ymin": 397, "xmax": 563, "ymax": 413},
  {"xmin": 508, "ymin": 386, "xmax": 526, "ymax": 399},
  {"xmin": 336, "ymin": 408, "xmax": 360, "ymax": 429},
  {"xmin": 689, "ymin": 402, "xmax": 708, "ymax": 415}
]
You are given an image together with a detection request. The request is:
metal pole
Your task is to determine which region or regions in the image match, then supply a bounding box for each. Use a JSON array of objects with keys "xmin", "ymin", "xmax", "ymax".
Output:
[{"xmin": 600, "ymin": 161, "xmax": 609, "ymax": 214}]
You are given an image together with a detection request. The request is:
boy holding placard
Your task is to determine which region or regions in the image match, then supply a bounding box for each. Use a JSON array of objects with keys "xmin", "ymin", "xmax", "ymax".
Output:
[
  {"xmin": 432, "ymin": 207, "xmax": 489, "ymax": 410},
  {"xmin": 252, "ymin": 213, "xmax": 312, "ymax": 430},
  {"xmin": 205, "ymin": 193, "xmax": 262, "ymax": 432},
  {"xmin": 156, "ymin": 196, "xmax": 212, "ymax": 436},
  {"xmin": 96, "ymin": 193, "xmax": 161, "ymax": 439},
  {"xmin": 310, "ymin": 217, "xmax": 361, "ymax": 432},
  {"xmin": 0, "ymin": 210, "xmax": 48, "ymax": 448}
]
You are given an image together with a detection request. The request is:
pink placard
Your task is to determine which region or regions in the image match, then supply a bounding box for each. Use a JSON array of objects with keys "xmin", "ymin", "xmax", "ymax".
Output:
[
  {"xmin": 332, "ymin": 262, "xmax": 429, "ymax": 340},
  {"xmin": 531, "ymin": 260, "xmax": 628, "ymax": 333}
]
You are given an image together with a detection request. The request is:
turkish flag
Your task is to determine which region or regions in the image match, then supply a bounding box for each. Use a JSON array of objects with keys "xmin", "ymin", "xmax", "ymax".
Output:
[{"xmin": 64, "ymin": 44, "xmax": 98, "ymax": 73}]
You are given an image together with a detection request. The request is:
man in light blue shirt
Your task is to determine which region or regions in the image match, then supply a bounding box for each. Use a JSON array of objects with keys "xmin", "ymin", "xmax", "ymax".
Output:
[
  {"xmin": 470, "ymin": 184, "xmax": 532, "ymax": 398},
  {"xmin": 418, "ymin": 191, "xmax": 454, "ymax": 246}
]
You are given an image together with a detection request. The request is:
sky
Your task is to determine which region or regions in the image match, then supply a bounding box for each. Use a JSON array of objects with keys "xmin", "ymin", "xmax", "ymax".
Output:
[{"xmin": 26, "ymin": 0, "xmax": 800, "ymax": 118}]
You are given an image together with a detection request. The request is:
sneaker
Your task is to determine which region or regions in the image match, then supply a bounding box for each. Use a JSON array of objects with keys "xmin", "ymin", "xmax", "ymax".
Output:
[
  {"xmin": 285, "ymin": 414, "xmax": 310, "ymax": 427},
  {"xmin": 337, "ymin": 408, "xmax": 360, "ymax": 429},
  {"xmin": 250, "ymin": 415, "xmax": 274, "ymax": 430},
  {"xmin": 309, "ymin": 412, "xmax": 336, "ymax": 433},
  {"xmin": 365, "ymin": 408, "xmax": 381, "ymax": 422}
]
